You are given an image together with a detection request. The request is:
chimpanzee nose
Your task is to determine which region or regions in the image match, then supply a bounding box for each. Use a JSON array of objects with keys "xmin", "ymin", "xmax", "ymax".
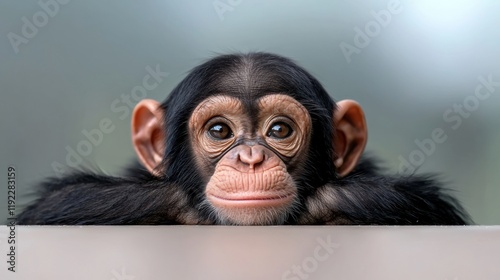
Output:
[{"xmin": 237, "ymin": 145, "xmax": 266, "ymax": 169}]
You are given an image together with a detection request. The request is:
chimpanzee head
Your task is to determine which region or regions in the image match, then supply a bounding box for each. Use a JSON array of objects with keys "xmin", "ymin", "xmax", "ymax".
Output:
[{"xmin": 131, "ymin": 53, "xmax": 367, "ymax": 225}]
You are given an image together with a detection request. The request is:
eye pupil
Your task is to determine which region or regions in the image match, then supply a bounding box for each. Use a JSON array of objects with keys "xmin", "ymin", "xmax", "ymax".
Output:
[
  {"xmin": 267, "ymin": 122, "xmax": 292, "ymax": 139},
  {"xmin": 208, "ymin": 123, "xmax": 233, "ymax": 140}
]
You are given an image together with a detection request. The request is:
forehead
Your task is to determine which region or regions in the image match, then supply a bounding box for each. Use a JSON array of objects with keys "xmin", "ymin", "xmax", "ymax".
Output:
[
  {"xmin": 190, "ymin": 94, "xmax": 309, "ymax": 120},
  {"xmin": 199, "ymin": 55, "xmax": 304, "ymax": 103}
]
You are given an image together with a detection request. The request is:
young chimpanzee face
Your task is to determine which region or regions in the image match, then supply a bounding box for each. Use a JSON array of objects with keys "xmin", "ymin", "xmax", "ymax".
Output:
[
  {"xmin": 188, "ymin": 94, "xmax": 312, "ymax": 224},
  {"xmin": 131, "ymin": 53, "xmax": 368, "ymax": 225}
]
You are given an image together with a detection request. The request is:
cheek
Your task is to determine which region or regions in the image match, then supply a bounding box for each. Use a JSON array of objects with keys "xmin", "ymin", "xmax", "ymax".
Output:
[
  {"xmin": 188, "ymin": 137, "xmax": 217, "ymax": 181},
  {"xmin": 188, "ymin": 128, "xmax": 227, "ymax": 177},
  {"xmin": 268, "ymin": 133, "xmax": 310, "ymax": 159},
  {"xmin": 188, "ymin": 129, "xmax": 236, "ymax": 178}
]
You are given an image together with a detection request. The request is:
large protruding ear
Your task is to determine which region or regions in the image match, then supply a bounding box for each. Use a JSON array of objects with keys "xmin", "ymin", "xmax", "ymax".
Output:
[
  {"xmin": 132, "ymin": 99, "xmax": 166, "ymax": 174},
  {"xmin": 333, "ymin": 100, "xmax": 367, "ymax": 177}
]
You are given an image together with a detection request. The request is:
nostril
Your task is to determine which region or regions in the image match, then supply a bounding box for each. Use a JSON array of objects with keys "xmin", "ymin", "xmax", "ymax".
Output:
[{"xmin": 254, "ymin": 149, "xmax": 265, "ymax": 164}]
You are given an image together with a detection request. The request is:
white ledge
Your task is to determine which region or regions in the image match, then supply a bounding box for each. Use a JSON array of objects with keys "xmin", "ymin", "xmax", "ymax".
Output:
[{"xmin": 1, "ymin": 226, "xmax": 499, "ymax": 280}]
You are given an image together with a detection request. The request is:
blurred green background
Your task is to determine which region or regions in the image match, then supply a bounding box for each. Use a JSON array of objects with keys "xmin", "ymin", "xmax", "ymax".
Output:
[{"xmin": 1, "ymin": 0, "xmax": 499, "ymax": 224}]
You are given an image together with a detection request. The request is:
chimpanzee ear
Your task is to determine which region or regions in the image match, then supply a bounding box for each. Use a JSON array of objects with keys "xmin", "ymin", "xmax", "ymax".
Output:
[
  {"xmin": 333, "ymin": 100, "xmax": 368, "ymax": 177},
  {"xmin": 132, "ymin": 99, "xmax": 166, "ymax": 174}
]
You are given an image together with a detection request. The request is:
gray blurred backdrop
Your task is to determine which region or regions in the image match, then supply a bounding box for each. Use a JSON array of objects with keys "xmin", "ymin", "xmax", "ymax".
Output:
[{"xmin": 1, "ymin": 0, "xmax": 499, "ymax": 224}]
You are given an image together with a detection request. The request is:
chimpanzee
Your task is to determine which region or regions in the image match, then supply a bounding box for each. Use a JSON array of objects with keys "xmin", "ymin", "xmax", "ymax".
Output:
[{"xmin": 17, "ymin": 52, "xmax": 470, "ymax": 225}]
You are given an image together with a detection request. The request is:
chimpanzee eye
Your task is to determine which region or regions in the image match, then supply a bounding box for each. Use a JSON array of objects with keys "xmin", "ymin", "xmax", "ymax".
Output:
[
  {"xmin": 267, "ymin": 122, "xmax": 293, "ymax": 139},
  {"xmin": 208, "ymin": 123, "xmax": 233, "ymax": 140}
]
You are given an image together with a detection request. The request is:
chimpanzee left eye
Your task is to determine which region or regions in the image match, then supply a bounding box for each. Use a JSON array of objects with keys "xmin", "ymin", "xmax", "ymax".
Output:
[
  {"xmin": 208, "ymin": 123, "xmax": 233, "ymax": 140},
  {"xmin": 267, "ymin": 122, "xmax": 293, "ymax": 139}
]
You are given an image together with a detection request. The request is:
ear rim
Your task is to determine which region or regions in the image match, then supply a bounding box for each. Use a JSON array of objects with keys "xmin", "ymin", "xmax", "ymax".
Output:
[
  {"xmin": 131, "ymin": 99, "xmax": 165, "ymax": 175},
  {"xmin": 333, "ymin": 99, "xmax": 368, "ymax": 177}
]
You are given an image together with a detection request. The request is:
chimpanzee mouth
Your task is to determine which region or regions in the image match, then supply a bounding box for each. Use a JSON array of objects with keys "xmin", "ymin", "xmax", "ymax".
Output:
[{"xmin": 208, "ymin": 191, "xmax": 295, "ymax": 207}]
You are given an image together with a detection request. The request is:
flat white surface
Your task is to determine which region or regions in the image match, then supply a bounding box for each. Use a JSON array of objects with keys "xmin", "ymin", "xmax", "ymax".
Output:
[{"xmin": 1, "ymin": 226, "xmax": 499, "ymax": 280}]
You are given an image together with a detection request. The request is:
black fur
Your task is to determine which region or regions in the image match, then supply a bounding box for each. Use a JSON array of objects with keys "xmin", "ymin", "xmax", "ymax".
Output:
[
  {"xmin": 298, "ymin": 157, "xmax": 469, "ymax": 225},
  {"xmin": 16, "ymin": 52, "xmax": 470, "ymax": 225}
]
